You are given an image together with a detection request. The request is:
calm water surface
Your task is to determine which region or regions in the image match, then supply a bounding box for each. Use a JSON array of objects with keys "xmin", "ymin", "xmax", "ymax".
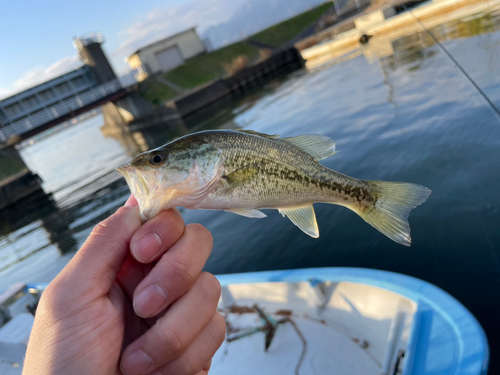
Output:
[{"xmin": 2, "ymin": 6, "xmax": 500, "ymax": 371}]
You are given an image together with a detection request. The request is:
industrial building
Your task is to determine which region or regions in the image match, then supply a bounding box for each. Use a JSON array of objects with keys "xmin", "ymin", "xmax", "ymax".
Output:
[
  {"xmin": 127, "ymin": 27, "xmax": 207, "ymax": 81},
  {"xmin": 0, "ymin": 33, "xmax": 122, "ymax": 142},
  {"xmin": 0, "ymin": 66, "xmax": 97, "ymax": 130}
]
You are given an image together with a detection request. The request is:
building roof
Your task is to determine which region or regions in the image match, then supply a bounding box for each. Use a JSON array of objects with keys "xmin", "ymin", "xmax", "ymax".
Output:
[{"xmin": 129, "ymin": 27, "xmax": 198, "ymax": 57}]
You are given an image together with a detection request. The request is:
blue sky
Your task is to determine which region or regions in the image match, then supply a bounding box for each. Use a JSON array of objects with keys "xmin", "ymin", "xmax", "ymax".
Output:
[{"xmin": 0, "ymin": 0, "xmax": 247, "ymax": 99}]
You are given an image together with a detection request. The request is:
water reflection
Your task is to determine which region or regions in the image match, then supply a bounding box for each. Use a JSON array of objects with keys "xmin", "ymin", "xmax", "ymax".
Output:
[{"xmin": 0, "ymin": 191, "xmax": 77, "ymax": 258}]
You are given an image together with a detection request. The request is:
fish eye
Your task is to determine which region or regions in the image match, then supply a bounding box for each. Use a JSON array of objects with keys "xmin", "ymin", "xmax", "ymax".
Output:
[{"xmin": 150, "ymin": 153, "xmax": 165, "ymax": 166}]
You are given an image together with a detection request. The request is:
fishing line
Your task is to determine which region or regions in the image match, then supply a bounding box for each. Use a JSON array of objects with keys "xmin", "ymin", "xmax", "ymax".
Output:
[{"xmin": 402, "ymin": 3, "xmax": 500, "ymax": 120}]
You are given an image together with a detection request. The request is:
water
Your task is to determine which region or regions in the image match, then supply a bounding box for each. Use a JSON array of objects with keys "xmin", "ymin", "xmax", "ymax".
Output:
[{"xmin": 2, "ymin": 4, "xmax": 500, "ymax": 371}]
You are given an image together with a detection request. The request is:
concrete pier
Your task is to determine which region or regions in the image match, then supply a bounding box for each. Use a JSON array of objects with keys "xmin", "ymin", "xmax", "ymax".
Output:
[
  {"xmin": 0, "ymin": 147, "xmax": 43, "ymax": 210},
  {"xmin": 101, "ymin": 91, "xmax": 184, "ymax": 134},
  {"xmin": 0, "ymin": 170, "xmax": 43, "ymax": 211}
]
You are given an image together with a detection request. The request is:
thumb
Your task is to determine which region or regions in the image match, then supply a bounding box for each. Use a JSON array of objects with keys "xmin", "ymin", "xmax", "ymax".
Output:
[{"xmin": 64, "ymin": 195, "xmax": 142, "ymax": 294}]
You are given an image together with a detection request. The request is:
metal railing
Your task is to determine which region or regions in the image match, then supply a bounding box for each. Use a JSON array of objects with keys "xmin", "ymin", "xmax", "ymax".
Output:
[
  {"xmin": 333, "ymin": 0, "xmax": 371, "ymax": 16},
  {"xmin": 0, "ymin": 79, "xmax": 122, "ymax": 142}
]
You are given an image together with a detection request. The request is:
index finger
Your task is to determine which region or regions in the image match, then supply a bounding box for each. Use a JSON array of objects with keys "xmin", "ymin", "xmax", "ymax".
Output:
[{"xmin": 60, "ymin": 195, "xmax": 141, "ymax": 296}]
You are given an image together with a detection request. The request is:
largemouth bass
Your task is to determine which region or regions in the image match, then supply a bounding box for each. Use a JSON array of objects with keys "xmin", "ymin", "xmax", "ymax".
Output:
[{"xmin": 117, "ymin": 129, "xmax": 431, "ymax": 246}]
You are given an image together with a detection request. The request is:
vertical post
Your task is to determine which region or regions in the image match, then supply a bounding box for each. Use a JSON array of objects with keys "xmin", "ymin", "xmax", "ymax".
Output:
[
  {"xmin": 355, "ymin": 0, "xmax": 361, "ymax": 11},
  {"xmin": 333, "ymin": 0, "xmax": 340, "ymax": 16}
]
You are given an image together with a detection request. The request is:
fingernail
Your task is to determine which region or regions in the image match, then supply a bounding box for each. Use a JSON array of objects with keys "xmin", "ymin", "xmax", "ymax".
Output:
[
  {"xmin": 125, "ymin": 195, "xmax": 138, "ymax": 208},
  {"xmin": 121, "ymin": 350, "xmax": 153, "ymax": 375},
  {"xmin": 134, "ymin": 285, "xmax": 168, "ymax": 317},
  {"xmin": 132, "ymin": 232, "xmax": 162, "ymax": 262}
]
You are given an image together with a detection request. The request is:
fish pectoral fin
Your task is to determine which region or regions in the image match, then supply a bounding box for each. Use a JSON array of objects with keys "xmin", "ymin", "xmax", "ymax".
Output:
[
  {"xmin": 225, "ymin": 208, "xmax": 267, "ymax": 218},
  {"xmin": 222, "ymin": 164, "xmax": 260, "ymax": 189},
  {"xmin": 281, "ymin": 135, "xmax": 338, "ymax": 161},
  {"xmin": 278, "ymin": 205, "xmax": 319, "ymax": 238}
]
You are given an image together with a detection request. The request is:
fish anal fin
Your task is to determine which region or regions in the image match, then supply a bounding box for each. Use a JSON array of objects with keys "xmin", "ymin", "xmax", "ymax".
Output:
[
  {"xmin": 225, "ymin": 208, "xmax": 267, "ymax": 218},
  {"xmin": 278, "ymin": 205, "xmax": 319, "ymax": 238},
  {"xmin": 282, "ymin": 135, "xmax": 337, "ymax": 161},
  {"xmin": 222, "ymin": 164, "xmax": 260, "ymax": 189}
]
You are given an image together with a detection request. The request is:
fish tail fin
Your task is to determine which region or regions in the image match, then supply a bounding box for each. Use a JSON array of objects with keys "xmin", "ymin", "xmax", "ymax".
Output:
[{"xmin": 351, "ymin": 181, "xmax": 431, "ymax": 246}]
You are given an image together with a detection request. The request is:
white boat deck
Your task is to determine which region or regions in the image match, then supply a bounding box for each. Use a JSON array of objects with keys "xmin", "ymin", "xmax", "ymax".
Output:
[{"xmin": 213, "ymin": 279, "xmax": 415, "ymax": 375}]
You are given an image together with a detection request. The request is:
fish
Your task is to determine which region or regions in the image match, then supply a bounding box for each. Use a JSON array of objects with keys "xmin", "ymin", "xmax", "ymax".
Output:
[{"xmin": 117, "ymin": 129, "xmax": 431, "ymax": 246}]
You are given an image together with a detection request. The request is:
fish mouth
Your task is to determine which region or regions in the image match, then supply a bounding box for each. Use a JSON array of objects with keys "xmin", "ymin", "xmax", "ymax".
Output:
[
  {"xmin": 117, "ymin": 165, "xmax": 149, "ymax": 197},
  {"xmin": 117, "ymin": 165, "xmax": 157, "ymax": 221}
]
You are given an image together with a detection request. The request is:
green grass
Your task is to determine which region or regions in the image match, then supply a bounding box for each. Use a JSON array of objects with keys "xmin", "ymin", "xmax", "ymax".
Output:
[
  {"xmin": 139, "ymin": 80, "xmax": 178, "ymax": 105},
  {"xmin": 251, "ymin": 2, "xmax": 333, "ymax": 47},
  {"xmin": 162, "ymin": 42, "xmax": 259, "ymax": 89},
  {"xmin": 0, "ymin": 155, "xmax": 26, "ymax": 181}
]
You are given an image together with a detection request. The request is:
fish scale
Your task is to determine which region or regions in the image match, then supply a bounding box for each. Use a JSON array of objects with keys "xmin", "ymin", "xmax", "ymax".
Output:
[{"xmin": 197, "ymin": 131, "xmax": 363, "ymax": 209}]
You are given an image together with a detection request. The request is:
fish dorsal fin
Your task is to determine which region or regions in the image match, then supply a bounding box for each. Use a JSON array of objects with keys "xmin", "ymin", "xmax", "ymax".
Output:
[
  {"xmin": 222, "ymin": 164, "xmax": 260, "ymax": 189},
  {"xmin": 281, "ymin": 135, "xmax": 338, "ymax": 161},
  {"xmin": 236, "ymin": 129, "xmax": 281, "ymax": 139},
  {"xmin": 225, "ymin": 208, "xmax": 267, "ymax": 218},
  {"xmin": 278, "ymin": 205, "xmax": 319, "ymax": 238}
]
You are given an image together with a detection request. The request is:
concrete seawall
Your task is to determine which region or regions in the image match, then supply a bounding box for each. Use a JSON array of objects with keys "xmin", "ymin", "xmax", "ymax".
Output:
[
  {"xmin": 0, "ymin": 169, "xmax": 43, "ymax": 211},
  {"xmin": 168, "ymin": 47, "xmax": 305, "ymax": 117}
]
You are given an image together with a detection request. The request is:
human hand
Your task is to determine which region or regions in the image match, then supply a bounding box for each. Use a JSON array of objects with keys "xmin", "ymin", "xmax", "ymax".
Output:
[{"xmin": 23, "ymin": 196, "xmax": 225, "ymax": 375}]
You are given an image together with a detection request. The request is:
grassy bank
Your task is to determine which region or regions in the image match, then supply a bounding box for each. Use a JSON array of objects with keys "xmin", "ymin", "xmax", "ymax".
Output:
[
  {"xmin": 140, "ymin": 42, "xmax": 259, "ymax": 103},
  {"xmin": 140, "ymin": 80, "xmax": 178, "ymax": 106},
  {"xmin": 251, "ymin": 2, "xmax": 333, "ymax": 47},
  {"xmin": 163, "ymin": 43, "xmax": 260, "ymax": 89},
  {"xmin": 139, "ymin": 2, "xmax": 331, "ymax": 104}
]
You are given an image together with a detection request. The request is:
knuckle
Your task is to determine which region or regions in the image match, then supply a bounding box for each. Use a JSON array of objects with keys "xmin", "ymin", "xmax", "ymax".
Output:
[
  {"xmin": 198, "ymin": 272, "xmax": 221, "ymax": 303},
  {"xmin": 90, "ymin": 207, "xmax": 129, "ymax": 238},
  {"xmin": 171, "ymin": 255, "xmax": 196, "ymax": 290},
  {"xmin": 158, "ymin": 325, "xmax": 185, "ymax": 358},
  {"xmin": 186, "ymin": 223, "xmax": 213, "ymax": 249},
  {"xmin": 38, "ymin": 284, "xmax": 56, "ymax": 307},
  {"xmin": 42, "ymin": 272, "xmax": 70, "ymax": 298},
  {"xmin": 90, "ymin": 220, "xmax": 109, "ymax": 238},
  {"xmin": 177, "ymin": 356, "xmax": 199, "ymax": 375},
  {"xmin": 165, "ymin": 209, "xmax": 185, "ymax": 235},
  {"xmin": 213, "ymin": 313, "xmax": 227, "ymax": 346}
]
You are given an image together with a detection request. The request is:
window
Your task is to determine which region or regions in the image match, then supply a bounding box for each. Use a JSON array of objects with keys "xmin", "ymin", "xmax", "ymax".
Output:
[
  {"xmin": 70, "ymin": 76, "xmax": 86, "ymax": 88},
  {"xmin": 4, "ymin": 102, "xmax": 23, "ymax": 117},
  {"xmin": 54, "ymin": 82, "xmax": 71, "ymax": 95},
  {"xmin": 38, "ymin": 89, "xmax": 56, "ymax": 102},
  {"xmin": 22, "ymin": 96, "xmax": 39, "ymax": 109}
]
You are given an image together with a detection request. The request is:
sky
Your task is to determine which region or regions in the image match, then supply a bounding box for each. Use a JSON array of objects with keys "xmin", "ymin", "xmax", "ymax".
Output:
[{"xmin": 0, "ymin": 0, "xmax": 248, "ymax": 100}]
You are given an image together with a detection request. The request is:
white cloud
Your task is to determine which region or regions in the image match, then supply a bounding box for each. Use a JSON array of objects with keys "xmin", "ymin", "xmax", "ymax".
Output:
[
  {"xmin": 110, "ymin": 0, "xmax": 246, "ymax": 74},
  {"xmin": 0, "ymin": 55, "xmax": 81, "ymax": 100},
  {"xmin": 0, "ymin": 0, "xmax": 246, "ymax": 97}
]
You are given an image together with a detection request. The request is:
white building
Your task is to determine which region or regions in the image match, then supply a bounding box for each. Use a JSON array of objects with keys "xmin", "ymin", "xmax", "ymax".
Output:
[{"xmin": 127, "ymin": 27, "xmax": 207, "ymax": 81}]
